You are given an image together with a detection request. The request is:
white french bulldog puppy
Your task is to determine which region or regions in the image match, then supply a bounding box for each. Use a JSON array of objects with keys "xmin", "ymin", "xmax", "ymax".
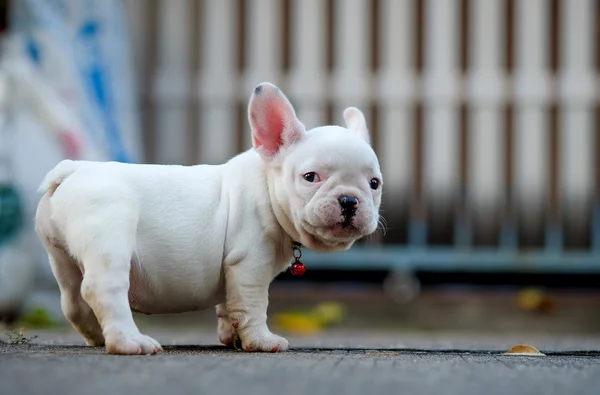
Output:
[{"xmin": 34, "ymin": 82, "xmax": 383, "ymax": 355}]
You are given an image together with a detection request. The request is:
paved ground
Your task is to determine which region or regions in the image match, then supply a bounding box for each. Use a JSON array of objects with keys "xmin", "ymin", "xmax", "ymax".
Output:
[
  {"xmin": 3, "ymin": 285, "xmax": 600, "ymax": 395},
  {"xmin": 2, "ymin": 329, "xmax": 600, "ymax": 395}
]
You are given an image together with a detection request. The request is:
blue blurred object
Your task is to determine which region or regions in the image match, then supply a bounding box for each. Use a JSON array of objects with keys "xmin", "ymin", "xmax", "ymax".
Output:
[
  {"xmin": 9, "ymin": 0, "xmax": 142, "ymax": 163},
  {"xmin": 0, "ymin": 184, "xmax": 22, "ymax": 248}
]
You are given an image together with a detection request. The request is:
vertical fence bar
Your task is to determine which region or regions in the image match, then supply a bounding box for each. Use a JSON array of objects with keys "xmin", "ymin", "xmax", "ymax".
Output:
[
  {"xmin": 513, "ymin": 0, "xmax": 551, "ymax": 247},
  {"xmin": 124, "ymin": 0, "xmax": 150, "ymax": 163},
  {"xmin": 376, "ymin": 0, "xmax": 415, "ymax": 208},
  {"xmin": 243, "ymin": 0, "xmax": 283, "ymax": 150},
  {"xmin": 331, "ymin": 0, "xmax": 371, "ymax": 126},
  {"xmin": 197, "ymin": 0, "xmax": 239, "ymax": 164},
  {"xmin": 153, "ymin": 0, "xmax": 192, "ymax": 165},
  {"xmin": 287, "ymin": 0, "xmax": 328, "ymax": 130},
  {"xmin": 124, "ymin": 0, "xmax": 149, "ymax": 102},
  {"xmin": 558, "ymin": 0, "xmax": 596, "ymax": 250},
  {"xmin": 467, "ymin": 0, "xmax": 506, "ymax": 248},
  {"xmin": 422, "ymin": 0, "xmax": 461, "ymax": 244}
]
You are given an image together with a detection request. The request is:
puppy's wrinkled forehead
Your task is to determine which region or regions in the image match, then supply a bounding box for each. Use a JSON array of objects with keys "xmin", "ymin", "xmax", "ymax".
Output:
[{"xmin": 291, "ymin": 126, "xmax": 381, "ymax": 171}]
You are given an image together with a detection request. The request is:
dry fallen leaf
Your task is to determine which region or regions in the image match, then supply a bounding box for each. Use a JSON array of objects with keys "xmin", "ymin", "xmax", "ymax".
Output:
[{"xmin": 504, "ymin": 344, "xmax": 546, "ymax": 356}]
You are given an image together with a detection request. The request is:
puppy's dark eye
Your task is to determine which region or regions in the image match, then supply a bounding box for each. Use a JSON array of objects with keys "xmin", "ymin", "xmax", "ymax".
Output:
[
  {"xmin": 370, "ymin": 178, "xmax": 380, "ymax": 190},
  {"xmin": 303, "ymin": 172, "xmax": 320, "ymax": 183}
]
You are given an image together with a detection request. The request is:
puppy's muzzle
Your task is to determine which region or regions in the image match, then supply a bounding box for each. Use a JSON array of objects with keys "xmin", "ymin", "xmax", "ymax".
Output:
[{"xmin": 339, "ymin": 195, "xmax": 359, "ymax": 227}]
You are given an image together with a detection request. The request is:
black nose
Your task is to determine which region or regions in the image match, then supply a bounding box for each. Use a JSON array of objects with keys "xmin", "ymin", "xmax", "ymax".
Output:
[{"xmin": 338, "ymin": 195, "xmax": 359, "ymax": 211}]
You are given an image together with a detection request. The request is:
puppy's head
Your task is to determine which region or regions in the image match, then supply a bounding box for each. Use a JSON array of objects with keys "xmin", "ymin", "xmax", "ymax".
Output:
[{"xmin": 248, "ymin": 82, "xmax": 383, "ymax": 252}]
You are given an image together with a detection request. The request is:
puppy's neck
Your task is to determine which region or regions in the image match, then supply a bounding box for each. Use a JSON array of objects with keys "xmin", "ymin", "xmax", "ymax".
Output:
[{"xmin": 266, "ymin": 179, "xmax": 302, "ymax": 245}]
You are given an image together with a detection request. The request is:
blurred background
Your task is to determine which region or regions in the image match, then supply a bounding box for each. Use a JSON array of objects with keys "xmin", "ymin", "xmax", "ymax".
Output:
[{"xmin": 0, "ymin": 0, "xmax": 599, "ymax": 340}]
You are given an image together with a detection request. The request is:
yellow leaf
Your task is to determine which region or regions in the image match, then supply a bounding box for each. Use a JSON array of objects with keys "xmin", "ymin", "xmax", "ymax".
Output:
[
  {"xmin": 516, "ymin": 288, "xmax": 544, "ymax": 311},
  {"xmin": 312, "ymin": 302, "xmax": 345, "ymax": 325},
  {"xmin": 273, "ymin": 313, "xmax": 323, "ymax": 334}
]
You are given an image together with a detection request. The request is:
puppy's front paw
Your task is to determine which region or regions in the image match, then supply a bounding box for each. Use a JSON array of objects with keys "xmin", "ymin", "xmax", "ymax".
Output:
[
  {"xmin": 240, "ymin": 330, "xmax": 289, "ymax": 352},
  {"xmin": 105, "ymin": 332, "xmax": 163, "ymax": 355}
]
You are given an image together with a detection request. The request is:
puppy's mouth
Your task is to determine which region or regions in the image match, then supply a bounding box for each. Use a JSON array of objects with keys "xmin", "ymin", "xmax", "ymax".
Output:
[
  {"xmin": 303, "ymin": 220, "xmax": 362, "ymax": 242},
  {"xmin": 329, "ymin": 225, "xmax": 360, "ymax": 240},
  {"xmin": 339, "ymin": 214, "xmax": 356, "ymax": 229}
]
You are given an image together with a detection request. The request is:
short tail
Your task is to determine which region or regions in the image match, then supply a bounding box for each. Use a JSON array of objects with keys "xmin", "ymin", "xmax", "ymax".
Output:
[{"xmin": 38, "ymin": 159, "xmax": 79, "ymax": 195}]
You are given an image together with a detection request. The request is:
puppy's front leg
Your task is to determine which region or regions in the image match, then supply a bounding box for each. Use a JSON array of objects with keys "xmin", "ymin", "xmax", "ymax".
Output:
[{"xmin": 224, "ymin": 262, "xmax": 289, "ymax": 352}]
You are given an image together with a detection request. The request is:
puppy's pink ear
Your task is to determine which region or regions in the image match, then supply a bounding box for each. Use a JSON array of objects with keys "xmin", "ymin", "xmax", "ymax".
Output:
[
  {"xmin": 343, "ymin": 107, "xmax": 370, "ymax": 144},
  {"xmin": 248, "ymin": 83, "xmax": 305, "ymax": 159}
]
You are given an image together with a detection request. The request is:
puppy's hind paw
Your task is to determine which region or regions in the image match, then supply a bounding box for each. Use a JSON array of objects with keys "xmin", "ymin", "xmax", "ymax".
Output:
[{"xmin": 105, "ymin": 332, "xmax": 163, "ymax": 355}]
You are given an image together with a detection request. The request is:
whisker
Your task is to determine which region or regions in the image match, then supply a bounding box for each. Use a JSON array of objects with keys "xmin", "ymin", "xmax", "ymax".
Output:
[{"xmin": 377, "ymin": 215, "xmax": 388, "ymax": 236}]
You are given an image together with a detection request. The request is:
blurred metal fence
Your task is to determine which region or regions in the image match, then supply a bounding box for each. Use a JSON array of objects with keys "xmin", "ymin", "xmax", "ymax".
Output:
[{"xmin": 125, "ymin": 0, "xmax": 600, "ymax": 274}]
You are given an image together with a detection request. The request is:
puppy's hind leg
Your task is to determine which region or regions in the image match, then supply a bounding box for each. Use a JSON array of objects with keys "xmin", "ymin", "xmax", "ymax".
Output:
[
  {"xmin": 47, "ymin": 248, "xmax": 105, "ymax": 346},
  {"xmin": 76, "ymin": 217, "xmax": 162, "ymax": 355},
  {"xmin": 79, "ymin": 250, "xmax": 162, "ymax": 355},
  {"xmin": 36, "ymin": 193, "xmax": 103, "ymax": 346},
  {"xmin": 59, "ymin": 184, "xmax": 162, "ymax": 355}
]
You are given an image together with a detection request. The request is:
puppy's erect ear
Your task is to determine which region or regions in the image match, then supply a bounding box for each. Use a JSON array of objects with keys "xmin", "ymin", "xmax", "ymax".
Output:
[
  {"xmin": 248, "ymin": 82, "xmax": 305, "ymax": 160},
  {"xmin": 343, "ymin": 107, "xmax": 370, "ymax": 144}
]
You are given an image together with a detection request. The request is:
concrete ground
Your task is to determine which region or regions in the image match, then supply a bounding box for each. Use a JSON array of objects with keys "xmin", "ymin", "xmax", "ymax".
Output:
[
  {"xmin": 2, "ymin": 285, "xmax": 600, "ymax": 395},
  {"xmin": 2, "ymin": 328, "xmax": 600, "ymax": 395}
]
